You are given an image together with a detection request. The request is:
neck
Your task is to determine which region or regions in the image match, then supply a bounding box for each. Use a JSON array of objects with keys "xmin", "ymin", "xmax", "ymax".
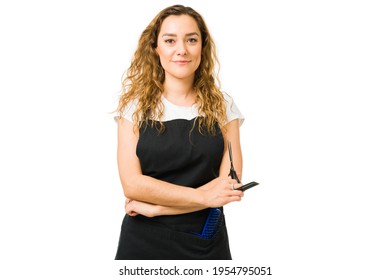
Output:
[{"xmin": 162, "ymin": 75, "xmax": 196, "ymax": 106}]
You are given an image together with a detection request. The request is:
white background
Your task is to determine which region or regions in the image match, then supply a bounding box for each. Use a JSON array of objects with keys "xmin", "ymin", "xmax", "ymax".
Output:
[{"xmin": 0, "ymin": 0, "xmax": 389, "ymax": 279}]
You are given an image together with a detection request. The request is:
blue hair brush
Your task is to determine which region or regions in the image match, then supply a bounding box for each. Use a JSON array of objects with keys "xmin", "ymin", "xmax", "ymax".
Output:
[{"xmin": 192, "ymin": 208, "xmax": 222, "ymax": 239}]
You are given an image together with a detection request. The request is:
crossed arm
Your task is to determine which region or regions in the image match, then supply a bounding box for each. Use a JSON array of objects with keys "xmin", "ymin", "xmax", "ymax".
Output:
[{"xmin": 117, "ymin": 118, "xmax": 243, "ymax": 217}]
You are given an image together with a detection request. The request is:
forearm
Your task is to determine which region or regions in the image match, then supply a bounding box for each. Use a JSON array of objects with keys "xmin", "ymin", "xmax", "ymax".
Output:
[
  {"xmin": 122, "ymin": 175, "xmax": 241, "ymax": 214},
  {"xmin": 150, "ymin": 177, "xmax": 237, "ymax": 215},
  {"xmin": 121, "ymin": 174, "xmax": 205, "ymax": 208},
  {"xmin": 220, "ymin": 119, "xmax": 243, "ymax": 180},
  {"xmin": 125, "ymin": 198, "xmax": 208, "ymax": 218},
  {"xmin": 154, "ymin": 204, "xmax": 208, "ymax": 216}
]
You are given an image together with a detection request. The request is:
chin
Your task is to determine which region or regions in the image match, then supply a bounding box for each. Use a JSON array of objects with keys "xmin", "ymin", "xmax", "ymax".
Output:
[{"xmin": 167, "ymin": 71, "xmax": 196, "ymax": 80}]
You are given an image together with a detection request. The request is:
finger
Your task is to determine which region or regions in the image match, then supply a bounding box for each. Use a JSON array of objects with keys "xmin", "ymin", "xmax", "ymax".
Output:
[
  {"xmin": 126, "ymin": 207, "xmax": 139, "ymax": 217},
  {"xmin": 227, "ymin": 179, "xmax": 240, "ymax": 186},
  {"xmin": 125, "ymin": 203, "xmax": 132, "ymax": 214},
  {"xmin": 226, "ymin": 195, "xmax": 242, "ymax": 203},
  {"xmin": 228, "ymin": 189, "xmax": 244, "ymax": 197},
  {"xmin": 129, "ymin": 211, "xmax": 138, "ymax": 216},
  {"xmin": 124, "ymin": 198, "xmax": 133, "ymax": 207},
  {"xmin": 125, "ymin": 201, "xmax": 135, "ymax": 215},
  {"xmin": 227, "ymin": 181, "xmax": 243, "ymax": 191}
]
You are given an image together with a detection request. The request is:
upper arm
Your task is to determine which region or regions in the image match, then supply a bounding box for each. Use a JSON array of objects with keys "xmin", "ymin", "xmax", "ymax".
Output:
[
  {"xmin": 117, "ymin": 118, "xmax": 142, "ymax": 190},
  {"xmin": 219, "ymin": 119, "xmax": 243, "ymax": 180}
]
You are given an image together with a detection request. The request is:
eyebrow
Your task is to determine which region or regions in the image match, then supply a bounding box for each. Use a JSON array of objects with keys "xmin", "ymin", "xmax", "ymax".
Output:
[{"xmin": 161, "ymin": 32, "xmax": 200, "ymax": 37}]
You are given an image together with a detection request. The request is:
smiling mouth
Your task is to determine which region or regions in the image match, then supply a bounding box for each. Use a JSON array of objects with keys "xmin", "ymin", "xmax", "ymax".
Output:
[{"xmin": 172, "ymin": 60, "xmax": 191, "ymax": 64}]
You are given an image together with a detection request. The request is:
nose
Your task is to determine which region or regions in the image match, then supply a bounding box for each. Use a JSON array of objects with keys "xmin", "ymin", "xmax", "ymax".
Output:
[{"xmin": 176, "ymin": 40, "xmax": 187, "ymax": 56}]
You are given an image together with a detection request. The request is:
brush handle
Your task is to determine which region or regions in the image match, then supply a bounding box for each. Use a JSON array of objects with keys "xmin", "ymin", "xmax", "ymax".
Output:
[{"xmin": 191, "ymin": 208, "xmax": 222, "ymax": 239}]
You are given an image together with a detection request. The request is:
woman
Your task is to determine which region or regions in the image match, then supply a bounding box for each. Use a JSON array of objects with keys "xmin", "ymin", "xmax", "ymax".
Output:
[{"xmin": 114, "ymin": 5, "xmax": 245, "ymax": 260}]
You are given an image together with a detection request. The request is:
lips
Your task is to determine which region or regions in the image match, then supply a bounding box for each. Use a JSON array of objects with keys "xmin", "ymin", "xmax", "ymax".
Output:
[{"xmin": 172, "ymin": 60, "xmax": 191, "ymax": 64}]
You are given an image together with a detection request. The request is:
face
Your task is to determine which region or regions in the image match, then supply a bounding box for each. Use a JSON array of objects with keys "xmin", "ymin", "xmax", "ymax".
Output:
[{"xmin": 156, "ymin": 15, "xmax": 202, "ymax": 81}]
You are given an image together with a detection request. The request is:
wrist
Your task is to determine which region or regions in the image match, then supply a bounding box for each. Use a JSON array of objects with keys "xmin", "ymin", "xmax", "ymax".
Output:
[
  {"xmin": 193, "ymin": 188, "xmax": 207, "ymax": 207},
  {"xmin": 153, "ymin": 205, "xmax": 163, "ymax": 217}
]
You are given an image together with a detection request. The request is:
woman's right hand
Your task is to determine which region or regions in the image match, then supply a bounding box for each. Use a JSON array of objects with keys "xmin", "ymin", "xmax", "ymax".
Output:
[
  {"xmin": 125, "ymin": 198, "xmax": 160, "ymax": 218},
  {"xmin": 199, "ymin": 176, "xmax": 243, "ymax": 208}
]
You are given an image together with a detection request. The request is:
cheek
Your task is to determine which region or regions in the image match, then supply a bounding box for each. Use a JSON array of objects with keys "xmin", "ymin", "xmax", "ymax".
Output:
[
  {"xmin": 158, "ymin": 53, "xmax": 170, "ymax": 69},
  {"xmin": 194, "ymin": 47, "xmax": 202, "ymax": 61},
  {"xmin": 194, "ymin": 51, "xmax": 202, "ymax": 67},
  {"xmin": 157, "ymin": 46, "xmax": 173, "ymax": 61}
]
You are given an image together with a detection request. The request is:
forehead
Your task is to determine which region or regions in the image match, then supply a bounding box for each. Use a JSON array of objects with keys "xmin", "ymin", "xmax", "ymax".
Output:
[{"xmin": 159, "ymin": 15, "xmax": 200, "ymax": 35}]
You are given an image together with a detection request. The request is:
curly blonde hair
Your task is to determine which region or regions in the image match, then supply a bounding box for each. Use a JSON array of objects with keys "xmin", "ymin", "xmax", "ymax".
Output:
[{"xmin": 116, "ymin": 5, "xmax": 227, "ymax": 134}]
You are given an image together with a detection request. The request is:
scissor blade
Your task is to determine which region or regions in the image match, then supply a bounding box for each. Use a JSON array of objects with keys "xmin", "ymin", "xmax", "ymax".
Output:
[{"xmin": 228, "ymin": 141, "xmax": 233, "ymax": 163}]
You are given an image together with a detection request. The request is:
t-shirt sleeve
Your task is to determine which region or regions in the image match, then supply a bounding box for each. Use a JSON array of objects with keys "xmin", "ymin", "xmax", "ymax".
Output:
[
  {"xmin": 114, "ymin": 99, "xmax": 138, "ymax": 123},
  {"xmin": 224, "ymin": 93, "xmax": 245, "ymax": 126}
]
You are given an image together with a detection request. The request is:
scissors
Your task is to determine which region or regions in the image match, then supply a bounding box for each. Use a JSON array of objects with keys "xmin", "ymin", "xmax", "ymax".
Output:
[
  {"xmin": 228, "ymin": 141, "xmax": 259, "ymax": 191},
  {"xmin": 228, "ymin": 141, "xmax": 241, "ymax": 183}
]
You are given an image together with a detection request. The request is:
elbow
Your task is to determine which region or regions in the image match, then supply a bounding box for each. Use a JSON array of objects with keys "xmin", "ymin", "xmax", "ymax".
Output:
[
  {"xmin": 120, "ymin": 175, "xmax": 141, "ymax": 199},
  {"xmin": 122, "ymin": 187, "xmax": 133, "ymax": 199}
]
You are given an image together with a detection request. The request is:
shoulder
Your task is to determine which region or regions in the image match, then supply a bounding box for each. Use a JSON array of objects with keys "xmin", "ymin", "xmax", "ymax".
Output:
[
  {"xmin": 222, "ymin": 92, "xmax": 245, "ymax": 126},
  {"xmin": 114, "ymin": 98, "xmax": 139, "ymax": 123}
]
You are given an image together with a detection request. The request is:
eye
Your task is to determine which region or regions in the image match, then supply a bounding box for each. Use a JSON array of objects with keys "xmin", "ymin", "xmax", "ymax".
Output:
[
  {"xmin": 164, "ymin": 39, "xmax": 175, "ymax": 44},
  {"xmin": 187, "ymin": 38, "xmax": 198, "ymax": 44}
]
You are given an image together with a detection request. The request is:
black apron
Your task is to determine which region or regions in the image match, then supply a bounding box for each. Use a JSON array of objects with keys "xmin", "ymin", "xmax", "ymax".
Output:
[{"xmin": 115, "ymin": 118, "xmax": 232, "ymax": 260}]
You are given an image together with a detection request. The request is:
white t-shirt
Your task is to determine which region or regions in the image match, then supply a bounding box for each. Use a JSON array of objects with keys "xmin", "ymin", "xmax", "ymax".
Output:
[{"xmin": 116, "ymin": 93, "xmax": 244, "ymax": 126}]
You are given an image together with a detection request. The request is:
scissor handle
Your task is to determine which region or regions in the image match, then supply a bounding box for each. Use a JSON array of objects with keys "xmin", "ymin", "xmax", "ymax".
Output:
[{"xmin": 229, "ymin": 168, "xmax": 241, "ymax": 183}]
